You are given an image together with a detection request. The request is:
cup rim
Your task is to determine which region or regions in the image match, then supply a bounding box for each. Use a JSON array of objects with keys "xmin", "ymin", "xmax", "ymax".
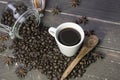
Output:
[{"xmin": 54, "ymin": 22, "xmax": 85, "ymax": 48}]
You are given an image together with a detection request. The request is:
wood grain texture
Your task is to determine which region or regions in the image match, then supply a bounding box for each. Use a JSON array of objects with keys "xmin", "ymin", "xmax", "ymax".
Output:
[
  {"xmin": 0, "ymin": 47, "xmax": 120, "ymax": 80},
  {"xmin": 84, "ymin": 47, "xmax": 120, "ymax": 80},
  {"xmin": 45, "ymin": 0, "xmax": 120, "ymax": 22},
  {"xmin": 2, "ymin": 0, "xmax": 120, "ymax": 22},
  {"xmin": 0, "ymin": 1, "xmax": 120, "ymax": 50},
  {"xmin": 1, "ymin": 0, "xmax": 120, "ymax": 24},
  {"xmin": 0, "ymin": 3, "xmax": 6, "ymax": 16},
  {"xmin": 0, "ymin": 0, "xmax": 32, "ymax": 8}
]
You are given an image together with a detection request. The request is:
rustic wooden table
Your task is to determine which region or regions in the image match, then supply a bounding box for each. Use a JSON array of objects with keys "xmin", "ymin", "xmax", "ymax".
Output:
[{"xmin": 0, "ymin": 0, "xmax": 120, "ymax": 80}]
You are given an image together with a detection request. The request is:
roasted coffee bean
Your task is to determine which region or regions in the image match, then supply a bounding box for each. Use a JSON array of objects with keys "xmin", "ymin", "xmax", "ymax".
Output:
[{"xmin": 5, "ymin": 22, "xmax": 104, "ymax": 80}]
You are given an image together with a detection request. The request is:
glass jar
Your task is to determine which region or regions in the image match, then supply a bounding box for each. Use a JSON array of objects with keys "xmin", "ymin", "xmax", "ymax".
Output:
[{"xmin": 0, "ymin": 0, "xmax": 45, "ymax": 39}]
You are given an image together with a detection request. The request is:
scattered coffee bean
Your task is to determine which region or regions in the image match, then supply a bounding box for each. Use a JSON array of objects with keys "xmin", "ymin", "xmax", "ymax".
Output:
[
  {"xmin": 76, "ymin": 16, "xmax": 88, "ymax": 25},
  {"xmin": 85, "ymin": 30, "xmax": 95, "ymax": 37}
]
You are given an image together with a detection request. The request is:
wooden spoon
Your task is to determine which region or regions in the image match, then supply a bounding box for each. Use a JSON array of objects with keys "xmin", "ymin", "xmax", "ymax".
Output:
[{"xmin": 61, "ymin": 35, "xmax": 99, "ymax": 80}]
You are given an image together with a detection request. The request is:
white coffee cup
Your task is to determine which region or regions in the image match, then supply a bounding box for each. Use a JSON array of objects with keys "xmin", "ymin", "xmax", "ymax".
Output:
[{"xmin": 48, "ymin": 22, "xmax": 85, "ymax": 57}]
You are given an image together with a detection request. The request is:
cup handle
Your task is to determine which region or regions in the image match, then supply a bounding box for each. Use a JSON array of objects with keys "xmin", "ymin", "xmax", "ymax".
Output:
[{"xmin": 48, "ymin": 27, "xmax": 56, "ymax": 37}]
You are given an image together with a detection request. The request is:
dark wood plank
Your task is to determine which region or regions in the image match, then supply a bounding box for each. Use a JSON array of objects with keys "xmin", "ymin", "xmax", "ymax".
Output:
[
  {"xmin": 0, "ymin": 48, "xmax": 120, "ymax": 80},
  {"xmin": 0, "ymin": 1, "xmax": 120, "ymax": 51},
  {"xmin": 2, "ymin": 0, "xmax": 120, "ymax": 22},
  {"xmin": 0, "ymin": 3, "xmax": 6, "ymax": 16},
  {"xmin": 0, "ymin": 0, "xmax": 32, "ymax": 7},
  {"xmin": 45, "ymin": 0, "xmax": 120, "ymax": 22},
  {"xmin": 0, "ymin": 1, "xmax": 120, "ymax": 80},
  {"xmin": 84, "ymin": 47, "xmax": 120, "ymax": 80},
  {"xmin": 0, "ymin": 1, "xmax": 120, "ymax": 50},
  {"xmin": 42, "ymin": 12, "xmax": 120, "ymax": 51}
]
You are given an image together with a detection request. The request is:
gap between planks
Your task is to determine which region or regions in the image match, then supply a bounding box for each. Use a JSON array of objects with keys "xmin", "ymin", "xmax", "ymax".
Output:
[
  {"xmin": 84, "ymin": 74, "xmax": 108, "ymax": 80},
  {"xmin": 98, "ymin": 47, "xmax": 120, "ymax": 58},
  {"xmin": 99, "ymin": 46, "xmax": 120, "ymax": 54},
  {"xmin": 0, "ymin": 1, "xmax": 8, "ymax": 4},
  {"xmin": 46, "ymin": 10, "xmax": 120, "ymax": 26}
]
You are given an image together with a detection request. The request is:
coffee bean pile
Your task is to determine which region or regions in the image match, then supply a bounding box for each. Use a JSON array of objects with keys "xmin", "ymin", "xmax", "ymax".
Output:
[
  {"xmin": 1, "ymin": 2, "xmax": 27, "ymax": 27},
  {"xmin": 0, "ymin": 2, "xmax": 104, "ymax": 79},
  {"xmin": 9, "ymin": 23, "xmax": 104, "ymax": 80}
]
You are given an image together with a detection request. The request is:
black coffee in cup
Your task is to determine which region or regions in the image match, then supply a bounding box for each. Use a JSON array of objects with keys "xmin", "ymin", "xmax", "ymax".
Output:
[{"xmin": 58, "ymin": 28, "xmax": 81, "ymax": 46}]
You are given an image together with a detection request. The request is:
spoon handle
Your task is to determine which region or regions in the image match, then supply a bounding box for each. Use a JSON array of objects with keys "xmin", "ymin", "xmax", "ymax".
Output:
[{"xmin": 61, "ymin": 35, "xmax": 99, "ymax": 80}]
